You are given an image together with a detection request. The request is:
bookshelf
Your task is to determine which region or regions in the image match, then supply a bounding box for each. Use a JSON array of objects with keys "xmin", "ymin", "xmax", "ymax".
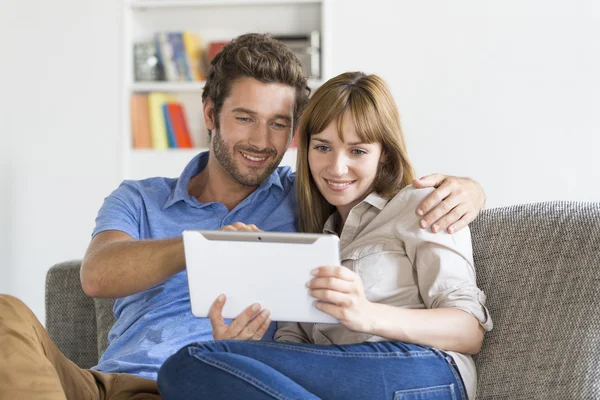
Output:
[{"xmin": 122, "ymin": 0, "xmax": 332, "ymax": 180}]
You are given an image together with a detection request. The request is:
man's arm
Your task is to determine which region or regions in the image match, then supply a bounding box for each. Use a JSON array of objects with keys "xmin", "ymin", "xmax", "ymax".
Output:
[
  {"xmin": 413, "ymin": 174, "xmax": 486, "ymax": 234},
  {"xmin": 80, "ymin": 230, "xmax": 185, "ymax": 298}
]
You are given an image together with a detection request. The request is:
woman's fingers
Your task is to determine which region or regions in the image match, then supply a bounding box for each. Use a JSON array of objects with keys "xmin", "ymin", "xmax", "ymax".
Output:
[{"xmin": 307, "ymin": 276, "xmax": 353, "ymax": 293}]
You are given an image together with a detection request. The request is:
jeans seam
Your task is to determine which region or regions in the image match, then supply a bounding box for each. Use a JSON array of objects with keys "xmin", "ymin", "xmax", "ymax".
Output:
[
  {"xmin": 189, "ymin": 349, "xmax": 293, "ymax": 400},
  {"xmin": 397, "ymin": 384, "xmax": 455, "ymax": 395},
  {"xmin": 439, "ymin": 353, "xmax": 466, "ymax": 399},
  {"xmin": 192, "ymin": 341, "xmax": 436, "ymax": 359}
]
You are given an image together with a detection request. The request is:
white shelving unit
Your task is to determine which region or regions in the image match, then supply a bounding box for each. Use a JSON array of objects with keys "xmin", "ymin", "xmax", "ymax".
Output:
[{"xmin": 122, "ymin": 0, "xmax": 332, "ymax": 180}]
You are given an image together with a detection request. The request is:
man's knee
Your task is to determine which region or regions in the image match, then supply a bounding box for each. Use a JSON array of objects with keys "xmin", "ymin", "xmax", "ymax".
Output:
[{"xmin": 0, "ymin": 294, "xmax": 34, "ymax": 320}]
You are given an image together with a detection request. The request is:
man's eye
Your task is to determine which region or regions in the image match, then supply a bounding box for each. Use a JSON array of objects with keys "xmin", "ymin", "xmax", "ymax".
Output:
[
  {"xmin": 236, "ymin": 117, "xmax": 252, "ymax": 123},
  {"xmin": 272, "ymin": 123, "xmax": 289, "ymax": 130}
]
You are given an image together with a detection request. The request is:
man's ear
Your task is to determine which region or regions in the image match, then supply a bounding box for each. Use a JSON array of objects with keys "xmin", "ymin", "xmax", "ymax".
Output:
[{"xmin": 203, "ymin": 97, "xmax": 216, "ymax": 131}]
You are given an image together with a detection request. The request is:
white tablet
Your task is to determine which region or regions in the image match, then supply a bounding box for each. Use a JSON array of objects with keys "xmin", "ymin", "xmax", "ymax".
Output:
[{"xmin": 183, "ymin": 230, "xmax": 340, "ymax": 324}]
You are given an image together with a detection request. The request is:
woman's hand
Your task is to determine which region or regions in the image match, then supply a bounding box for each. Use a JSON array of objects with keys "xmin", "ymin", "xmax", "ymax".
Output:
[
  {"xmin": 219, "ymin": 222, "xmax": 262, "ymax": 232},
  {"xmin": 208, "ymin": 294, "xmax": 272, "ymax": 340},
  {"xmin": 308, "ymin": 266, "xmax": 376, "ymax": 333}
]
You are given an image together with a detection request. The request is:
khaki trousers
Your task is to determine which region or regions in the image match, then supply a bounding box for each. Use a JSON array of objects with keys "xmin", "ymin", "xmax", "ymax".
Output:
[{"xmin": 0, "ymin": 294, "xmax": 161, "ymax": 400}]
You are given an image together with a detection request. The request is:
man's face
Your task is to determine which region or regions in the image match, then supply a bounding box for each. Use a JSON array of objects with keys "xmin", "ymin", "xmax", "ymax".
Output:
[{"xmin": 206, "ymin": 77, "xmax": 296, "ymax": 187}]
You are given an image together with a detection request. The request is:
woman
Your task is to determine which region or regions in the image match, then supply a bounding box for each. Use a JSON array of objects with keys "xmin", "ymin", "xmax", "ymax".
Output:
[{"xmin": 158, "ymin": 72, "xmax": 493, "ymax": 400}]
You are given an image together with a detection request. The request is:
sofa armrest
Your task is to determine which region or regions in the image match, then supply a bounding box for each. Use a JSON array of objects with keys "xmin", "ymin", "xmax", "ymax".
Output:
[{"xmin": 45, "ymin": 260, "xmax": 99, "ymax": 369}]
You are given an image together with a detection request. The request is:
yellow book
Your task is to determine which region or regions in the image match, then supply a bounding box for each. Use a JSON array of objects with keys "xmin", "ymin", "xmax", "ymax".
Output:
[
  {"xmin": 183, "ymin": 32, "xmax": 206, "ymax": 81},
  {"xmin": 148, "ymin": 92, "xmax": 175, "ymax": 150}
]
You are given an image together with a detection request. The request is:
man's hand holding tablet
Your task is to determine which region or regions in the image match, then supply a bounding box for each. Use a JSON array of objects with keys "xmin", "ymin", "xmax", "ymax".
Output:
[{"xmin": 208, "ymin": 222, "xmax": 271, "ymax": 340}]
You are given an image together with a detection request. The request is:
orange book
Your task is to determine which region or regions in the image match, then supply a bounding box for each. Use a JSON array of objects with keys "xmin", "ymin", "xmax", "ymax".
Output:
[
  {"xmin": 167, "ymin": 103, "xmax": 194, "ymax": 148},
  {"xmin": 130, "ymin": 94, "xmax": 152, "ymax": 148}
]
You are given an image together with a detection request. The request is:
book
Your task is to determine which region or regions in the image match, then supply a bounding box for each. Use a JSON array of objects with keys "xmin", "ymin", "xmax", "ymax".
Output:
[
  {"xmin": 183, "ymin": 32, "xmax": 205, "ymax": 81},
  {"xmin": 148, "ymin": 92, "xmax": 176, "ymax": 150},
  {"xmin": 167, "ymin": 103, "xmax": 194, "ymax": 148},
  {"xmin": 133, "ymin": 41, "xmax": 162, "ymax": 82},
  {"xmin": 162, "ymin": 103, "xmax": 178, "ymax": 148},
  {"xmin": 155, "ymin": 33, "xmax": 178, "ymax": 81},
  {"xmin": 208, "ymin": 41, "xmax": 229, "ymax": 63},
  {"xmin": 167, "ymin": 32, "xmax": 190, "ymax": 81},
  {"xmin": 130, "ymin": 94, "xmax": 152, "ymax": 149},
  {"xmin": 272, "ymin": 32, "xmax": 321, "ymax": 79}
]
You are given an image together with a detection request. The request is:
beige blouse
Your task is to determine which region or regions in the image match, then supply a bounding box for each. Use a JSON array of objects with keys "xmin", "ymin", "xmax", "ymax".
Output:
[{"xmin": 275, "ymin": 186, "xmax": 493, "ymax": 400}]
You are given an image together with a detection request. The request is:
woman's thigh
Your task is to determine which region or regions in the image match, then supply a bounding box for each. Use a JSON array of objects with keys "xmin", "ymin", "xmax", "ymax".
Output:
[{"xmin": 159, "ymin": 340, "xmax": 466, "ymax": 400}]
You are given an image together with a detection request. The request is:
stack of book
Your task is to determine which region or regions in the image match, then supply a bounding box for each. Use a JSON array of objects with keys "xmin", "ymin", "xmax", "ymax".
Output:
[
  {"xmin": 131, "ymin": 93, "xmax": 194, "ymax": 149},
  {"xmin": 134, "ymin": 32, "xmax": 206, "ymax": 82}
]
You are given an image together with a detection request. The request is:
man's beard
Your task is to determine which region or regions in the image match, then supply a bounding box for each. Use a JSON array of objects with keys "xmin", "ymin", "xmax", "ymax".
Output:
[{"xmin": 212, "ymin": 129, "xmax": 282, "ymax": 187}]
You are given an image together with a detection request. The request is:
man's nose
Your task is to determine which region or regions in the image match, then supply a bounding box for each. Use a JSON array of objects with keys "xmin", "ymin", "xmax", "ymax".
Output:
[{"xmin": 248, "ymin": 121, "xmax": 269, "ymax": 150}]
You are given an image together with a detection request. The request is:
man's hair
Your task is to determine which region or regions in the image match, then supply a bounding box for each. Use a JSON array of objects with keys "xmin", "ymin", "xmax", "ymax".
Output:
[{"xmin": 202, "ymin": 33, "xmax": 310, "ymax": 135}]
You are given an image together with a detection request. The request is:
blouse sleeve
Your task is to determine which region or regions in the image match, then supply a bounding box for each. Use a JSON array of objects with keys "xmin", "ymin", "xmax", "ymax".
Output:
[{"xmin": 397, "ymin": 188, "xmax": 493, "ymax": 331}]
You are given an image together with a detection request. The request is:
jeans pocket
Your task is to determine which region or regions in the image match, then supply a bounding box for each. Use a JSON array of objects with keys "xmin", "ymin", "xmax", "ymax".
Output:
[{"xmin": 393, "ymin": 384, "xmax": 457, "ymax": 400}]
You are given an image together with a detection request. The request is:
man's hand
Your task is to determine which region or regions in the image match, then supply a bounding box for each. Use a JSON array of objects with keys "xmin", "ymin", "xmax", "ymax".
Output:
[
  {"xmin": 413, "ymin": 174, "xmax": 486, "ymax": 234},
  {"xmin": 308, "ymin": 266, "xmax": 376, "ymax": 334},
  {"xmin": 219, "ymin": 222, "xmax": 262, "ymax": 232},
  {"xmin": 208, "ymin": 294, "xmax": 272, "ymax": 340}
]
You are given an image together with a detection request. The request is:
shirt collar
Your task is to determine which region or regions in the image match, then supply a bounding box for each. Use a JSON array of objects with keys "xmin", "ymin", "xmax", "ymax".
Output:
[
  {"xmin": 322, "ymin": 192, "xmax": 389, "ymax": 234},
  {"xmin": 163, "ymin": 151, "xmax": 285, "ymax": 209}
]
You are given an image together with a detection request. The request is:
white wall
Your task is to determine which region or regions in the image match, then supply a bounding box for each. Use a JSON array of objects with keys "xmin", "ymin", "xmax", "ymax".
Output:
[
  {"xmin": 1, "ymin": 0, "xmax": 598, "ymax": 322},
  {"xmin": 0, "ymin": 0, "xmax": 122, "ymax": 320},
  {"xmin": 331, "ymin": 0, "xmax": 600, "ymax": 207}
]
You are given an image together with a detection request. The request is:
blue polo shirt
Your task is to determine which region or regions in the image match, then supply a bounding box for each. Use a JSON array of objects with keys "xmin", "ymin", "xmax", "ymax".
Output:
[{"xmin": 91, "ymin": 152, "xmax": 298, "ymax": 380}]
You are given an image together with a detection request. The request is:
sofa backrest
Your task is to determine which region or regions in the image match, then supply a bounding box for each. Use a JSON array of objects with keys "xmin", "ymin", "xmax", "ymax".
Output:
[
  {"xmin": 470, "ymin": 201, "xmax": 600, "ymax": 398},
  {"xmin": 46, "ymin": 201, "xmax": 600, "ymax": 398}
]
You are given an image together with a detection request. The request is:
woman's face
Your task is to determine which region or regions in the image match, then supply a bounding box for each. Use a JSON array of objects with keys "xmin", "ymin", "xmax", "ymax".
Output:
[{"xmin": 308, "ymin": 113, "xmax": 383, "ymax": 220}]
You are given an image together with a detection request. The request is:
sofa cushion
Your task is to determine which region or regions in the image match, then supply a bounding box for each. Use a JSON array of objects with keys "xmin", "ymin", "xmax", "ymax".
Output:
[{"xmin": 94, "ymin": 297, "xmax": 116, "ymax": 359}]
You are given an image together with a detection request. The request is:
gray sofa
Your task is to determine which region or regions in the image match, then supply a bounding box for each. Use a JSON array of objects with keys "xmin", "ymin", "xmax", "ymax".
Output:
[{"xmin": 45, "ymin": 202, "xmax": 600, "ymax": 399}]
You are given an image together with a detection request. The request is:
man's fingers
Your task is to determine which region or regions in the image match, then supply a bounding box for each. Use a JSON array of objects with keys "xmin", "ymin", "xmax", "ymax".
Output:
[
  {"xmin": 226, "ymin": 303, "xmax": 261, "ymax": 337},
  {"xmin": 251, "ymin": 317, "xmax": 273, "ymax": 340},
  {"xmin": 208, "ymin": 294, "xmax": 227, "ymax": 336},
  {"xmin": 430, "ymin": 204, "xmax": 469, "ymax": 234},
  {"xmin": 412, "ymin": 173, "xmax": 447, "ymax": 189},
  {"xmin": 235, "ymin": 309, "xmax": 270, "ymax": 340},
  {"xmin": 416, "ymin": 181, "xmax": 453, "ymax": 217},
  {"xmin": 447, "ymin": 212, "xmax": 477, "ymax": 234}
]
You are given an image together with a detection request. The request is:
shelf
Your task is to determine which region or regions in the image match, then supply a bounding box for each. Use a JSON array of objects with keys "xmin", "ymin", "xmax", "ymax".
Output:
[
  {"xmin": 131, "ymin": 79, "xmax": 323, "ymax": 93},
  {"xmin": 130, "ymin": 0, "xmax": 322, "ymax": 9},
  {"xmin": 131, "ymin": 82, "xmax": 205, "ymax": 93}
]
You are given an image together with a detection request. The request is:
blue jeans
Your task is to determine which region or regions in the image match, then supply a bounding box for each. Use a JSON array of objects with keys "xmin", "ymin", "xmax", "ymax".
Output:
[{"xmin": 157, "ymin": 340, "xmax": 467, "ymax": 400}]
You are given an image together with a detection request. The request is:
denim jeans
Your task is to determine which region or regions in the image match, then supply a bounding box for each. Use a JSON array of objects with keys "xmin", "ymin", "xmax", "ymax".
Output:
[{"xmin": 157, "ymin": 340, "xmax": 467, "ymax": 400}]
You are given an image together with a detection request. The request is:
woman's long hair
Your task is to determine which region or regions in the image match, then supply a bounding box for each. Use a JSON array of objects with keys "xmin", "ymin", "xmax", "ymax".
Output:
[{"xmin": 296, "ymin": 72, "xmax": 415, "ymax": 233}]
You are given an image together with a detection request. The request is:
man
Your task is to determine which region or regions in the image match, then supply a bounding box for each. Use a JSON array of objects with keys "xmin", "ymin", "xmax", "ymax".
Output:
[{"xmin": 0, "ymin": 33, "xmax": 485, "ymax": 399}]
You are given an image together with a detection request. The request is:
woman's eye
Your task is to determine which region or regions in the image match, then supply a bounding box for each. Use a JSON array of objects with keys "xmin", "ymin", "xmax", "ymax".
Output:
[
  {"xmin": 313, "ymin": 145, "xmax": 329, "ymax": 152},
  {"xmin": 351, "ymin": 149, "xmax": 367, "ymax": 156}
]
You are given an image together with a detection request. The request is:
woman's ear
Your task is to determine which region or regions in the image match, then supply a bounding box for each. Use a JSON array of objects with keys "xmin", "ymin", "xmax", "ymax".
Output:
[{"xmin": 379, "ymin": 151, "xmax": 388, "ymax": 164}]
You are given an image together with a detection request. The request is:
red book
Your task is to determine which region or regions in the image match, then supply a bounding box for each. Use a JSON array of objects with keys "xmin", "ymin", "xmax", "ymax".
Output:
[
  {"xmin": 208, "ymin": 41, "xmax": 229, "ymax": 62},
  {"xmin": 167, "ymin": 103, "xmax": 193, "ymax": 148}
]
